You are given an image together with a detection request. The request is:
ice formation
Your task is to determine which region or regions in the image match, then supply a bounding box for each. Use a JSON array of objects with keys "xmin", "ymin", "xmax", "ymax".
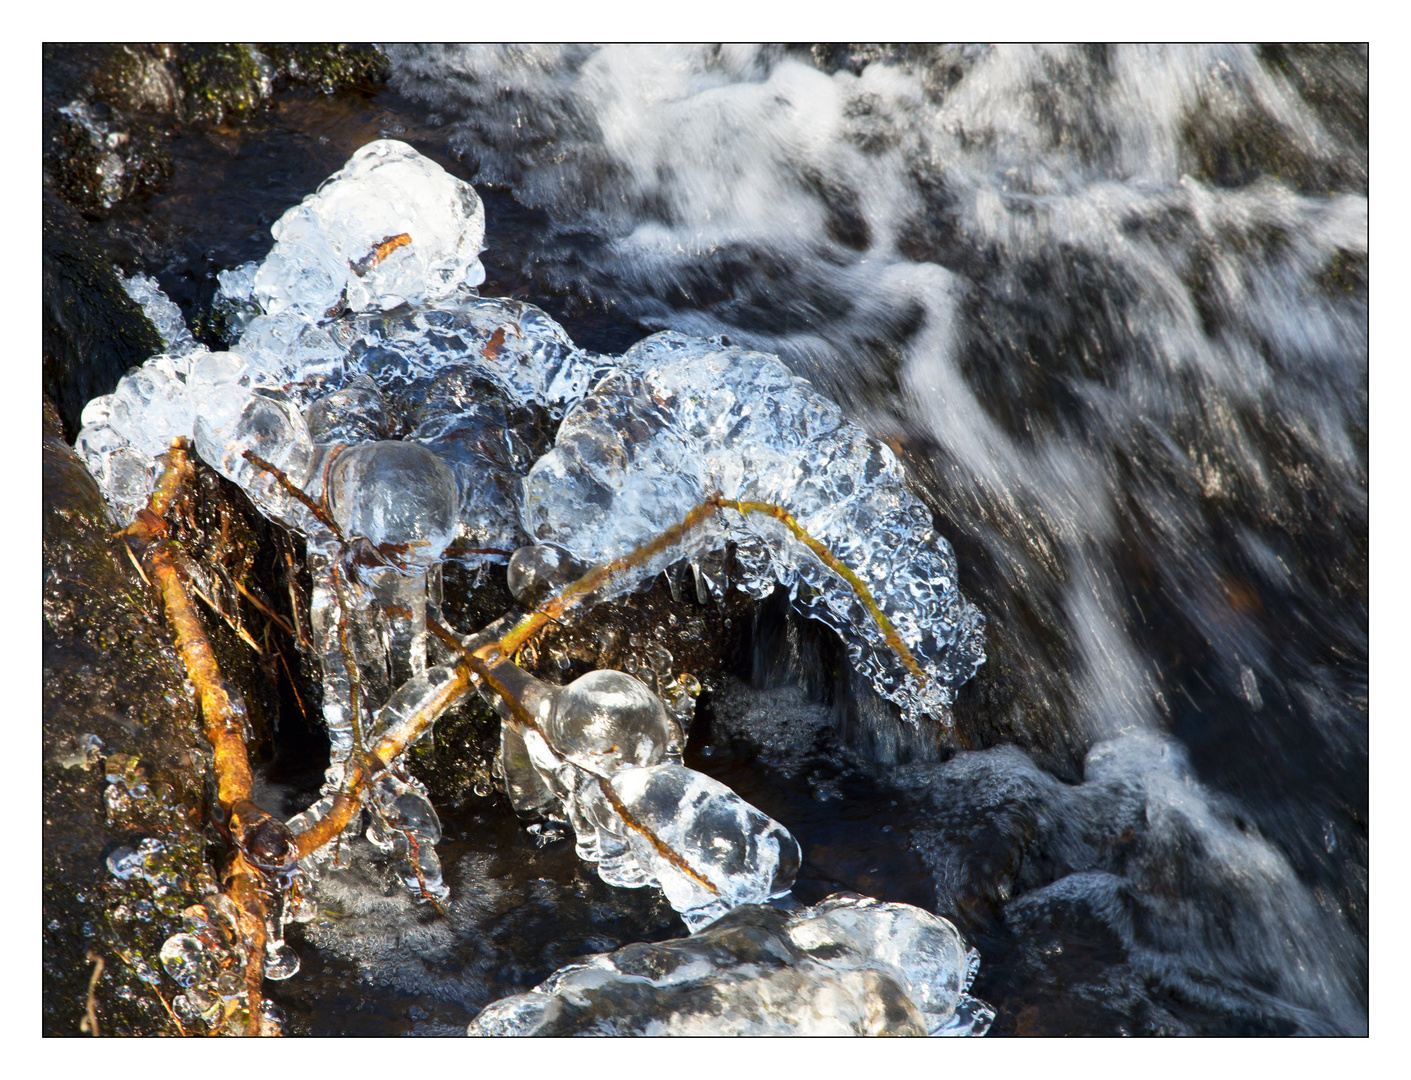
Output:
[
  {"xmin": 75, "ymin": 138, "xmax": 982, "ymax": 727},
  {"xmin": 480, "ymin": 661, "xmax": 800, "ymax": 930},
  {"xmin": 468, "ymin": 894, "xmax": 993, "ymax": 1036},
  {"xmin": 75, "ymin": 140, "xmax": 983, "ymax": 940},
  {"xmin": 524, "ymin": 333, "xmax": 986, "ymax": 720}
]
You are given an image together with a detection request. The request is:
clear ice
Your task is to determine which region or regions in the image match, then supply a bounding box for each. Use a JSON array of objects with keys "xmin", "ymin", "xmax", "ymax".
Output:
[
  {"xmin": 523, "ymin": 333, "xmax": 987, "ymax": 722},
  {"xmin": 75, "ymin": 138, "xmax": 983, "ymax": 727},
  {"xmin": 481, "ymin": 661, "xmax": 800, "ymax": 930},
  {"xmin": 468, "ymin": 893, "xmax": 993, "ymax": 1036},
  {"xmin": 72, "ymin": 140, "xmax": 985, "ymax": 934}
]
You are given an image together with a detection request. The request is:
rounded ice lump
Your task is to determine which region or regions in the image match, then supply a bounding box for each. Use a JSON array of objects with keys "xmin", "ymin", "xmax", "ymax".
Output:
[
  {"xmin": 467, "ymin": 894, "xmax": 994, "ymax": 1036},
  {"xmin": 254, "ymin": 139, "xmax": 487, "ymax": 319}
]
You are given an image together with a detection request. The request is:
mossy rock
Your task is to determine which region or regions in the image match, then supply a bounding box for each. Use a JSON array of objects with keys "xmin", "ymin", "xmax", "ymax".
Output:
[
  {"xmin": 179, "ymin": 44, "xmax": 272, "ymax": 126},
  {"xmin": 261, "ymin": 44, "xmax": 390, "ymax": 93}
]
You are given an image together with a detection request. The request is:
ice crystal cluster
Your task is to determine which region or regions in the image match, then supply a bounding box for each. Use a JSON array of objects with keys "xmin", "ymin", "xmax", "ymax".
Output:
[
  {"xmin": 75, "ymin": 138, "xmax": 987, "ymax": 963},
  {"xmin": 75, "ymin": 138, "xmax": 983, "ymax": 727},
  {"xmin": 485, "ymin": 664, "xmax": 800, "ymax": 930},
  {"xmin": 525, "ymin": 332, "xmax": 986, "ymax": 720}
]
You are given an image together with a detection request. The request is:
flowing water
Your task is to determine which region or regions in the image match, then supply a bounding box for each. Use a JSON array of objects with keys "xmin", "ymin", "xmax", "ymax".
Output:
[{"xmin": 83, "ymin": 44, "xmax": 1367, "ymax": 1035}]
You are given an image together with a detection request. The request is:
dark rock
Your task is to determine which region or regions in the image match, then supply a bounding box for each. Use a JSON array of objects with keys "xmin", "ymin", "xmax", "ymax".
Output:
[
  {"xmin": 42, "ymin": 196, "xmax": 162, "ymax": 440},
  {"xmin": 260, "ymin": 44, "xmax": 390, "ymax": 93},
  {"xmin": 178, "ymin": 44, "xmax": 274, "ymax": 127},
  {"xmin": 42, "ymin": 45, "xmax": 177, "ymax": 216},
  {"xmin": 42, "ymin": 399, "xmax": 210, "ymax": 1036}
]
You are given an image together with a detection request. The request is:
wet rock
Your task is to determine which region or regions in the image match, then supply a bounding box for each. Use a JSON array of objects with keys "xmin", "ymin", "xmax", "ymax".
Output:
[
  {"xmin": 42, "ymin": 45, "xmax": 178, "ymax": 215},
  {"xmin": 43, "ymin": 43, "xmax": 391, "ymax": 223},
  {"xmin": 43, "ymin": 197, "xmax": 163, "ymax": 439},
  {"xmin": 42, "ymin": 398, "xmax": 209, "ymax": 1036},
  {"xmin": 178, "ymin": 44, "xmax": 275, "ymax": 127},
  {"xmin": 261, "ymin": 44, "xmax": 390, "ymax": 94}
]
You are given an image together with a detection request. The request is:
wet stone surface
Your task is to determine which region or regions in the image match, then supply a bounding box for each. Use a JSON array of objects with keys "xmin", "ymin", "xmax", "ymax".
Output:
[{"xmin": 42, "ymin": 399, "xmax": 210, "ymax": 1036}]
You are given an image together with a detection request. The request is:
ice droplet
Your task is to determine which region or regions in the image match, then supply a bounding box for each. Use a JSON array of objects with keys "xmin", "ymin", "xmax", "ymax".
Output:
[{"xmin": 159, "ymin": 933, "xmax": 208, "ymax": 988}]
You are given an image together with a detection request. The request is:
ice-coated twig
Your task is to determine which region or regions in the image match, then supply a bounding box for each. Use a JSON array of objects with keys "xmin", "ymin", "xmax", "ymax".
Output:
[
  {"xmin": 121, "ymin": 440, "xmax": 255, "ymax": 812},
  {"xmin": 487, "ymin": 493, "xmax": 933, "ymax": 694},
  {"xmin": 716, "ymin": 498, "xmax": 925, "ymax": 684},
  {"xmin": 121, "ymin": 439, "xmax": 281, "ymax": 1036},
  {"xmin": 428, "ymin": 617, "xmax": 722, "ymax": 896}
]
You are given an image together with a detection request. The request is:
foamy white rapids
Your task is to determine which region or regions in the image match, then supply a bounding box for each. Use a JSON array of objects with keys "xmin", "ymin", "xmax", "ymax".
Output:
[
  {"xmin": 385, "ymin": 44, "xmax": 1367, "ymax": 743},
  {"xmin": 73, "ymin": 139, "xmax": 985, "ymax": 726}
]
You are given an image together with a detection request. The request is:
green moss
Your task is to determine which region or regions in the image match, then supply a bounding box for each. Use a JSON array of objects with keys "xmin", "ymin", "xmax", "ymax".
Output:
[
  {"xmin": 261, "ymin": 43, "xmax": 390, "ymax": 93},
  {"xmin": 179, "ymin": 44, "xmax": 270, "ymax": 126}
]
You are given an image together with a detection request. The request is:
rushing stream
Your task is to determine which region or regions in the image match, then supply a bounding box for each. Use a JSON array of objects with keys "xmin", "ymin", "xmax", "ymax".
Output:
[{"xmin": 51, "ymin": 44, "xmax": 1367, "ymax": 1036}]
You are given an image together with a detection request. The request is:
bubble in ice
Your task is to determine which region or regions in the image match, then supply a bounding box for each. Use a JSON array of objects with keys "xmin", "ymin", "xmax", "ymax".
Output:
[
  {"xmin": 507, "ymin": 543, "xmax": 588, "ymax": 608},
  {"xmin": 262, "ymin": 943, "xmax": 300, "ymax": 981},
  {"xmin": 106, "ymin": 846, "xmax": 146, "ymax": 880},
  {"xmin": 546, "ymin": 670, "xmax": 684, "ymax": 777},
  {"xmin": 159, "ymin": 933, "xmax": 209, "ymax": 988},
  {"xmin": 325, "ymin": 440, "xmax": 460, "ymax": 570},
  {"xmin": 304, "ymin": 374, "xmax": 391, "ymax": 443}
]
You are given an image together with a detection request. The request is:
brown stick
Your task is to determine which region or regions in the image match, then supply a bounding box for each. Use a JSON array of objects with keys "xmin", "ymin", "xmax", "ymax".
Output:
[
  {"xmin": 595, "ymin": 777, "xmax": 720, "ymax": 895},
  {"xmin": 717, "ymin": 498, "xmax": 926, "ymax": 683},
  {"xmin": 79, "ymin": 951, "xmax": 103, "ymax": 1036},
  {"xmin": 241, "ymin": 449, "xmax": 346, "ymax": 542},
  {"xmin": 123, "ymin": 440, "xmax": 277, "ymax": 1032},
  {"xmin": 125, "ymin": 445, "xmax": 256, "ymax": 810},
  {"xmin": 290, "ymin": 663, "xmax": 474, "ymax": 860},
  {"xmin": 484, "ymin": 494, "xmax": 928, "ymax": 693},
  {"xmin": 222, "ymin": 851, "xmax": 269, "ymax": 1037},
  {"xmin": 485, "ymin": 498, "xmax": 725, "ymax": 661}
]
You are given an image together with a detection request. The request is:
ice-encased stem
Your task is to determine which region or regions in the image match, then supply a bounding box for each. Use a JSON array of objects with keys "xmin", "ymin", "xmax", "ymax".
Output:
[
  {"xmin": 489, "ymin": 494, "xmax": 932, "ymax": 702},
  {"xmin": 717, "ymin": 498, "xmax": 925, "ymax": 685}
]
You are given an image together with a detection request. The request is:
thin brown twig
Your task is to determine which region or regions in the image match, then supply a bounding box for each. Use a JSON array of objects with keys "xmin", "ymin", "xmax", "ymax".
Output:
[
  {"xmin": 241, "ymin": 449, "xmax": 345, "ymax": 542},
  {"xmin": 79, "ymin": 950, "xmax": 103, "ymax": 1036},
  {"xmin": 228, "ymin": 572, "xmax": 297, "ymax": 638},
  {"xmin": 427, "ymin": 617, "xmax": 719, "ymax": 896},
  {"xmin": 717, "ymin": 498, "xmax": 925, "ymax": 683},
  {"xmin": 153, "ymin": 986, "xmax": 188, "ymax": 1037}
]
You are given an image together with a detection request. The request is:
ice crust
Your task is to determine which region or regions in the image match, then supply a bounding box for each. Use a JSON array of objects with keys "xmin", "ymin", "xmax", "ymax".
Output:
[
  {"xmin": 524, "ymin": 332, "xmax": 986, "ymax": 721},
  {"xmin": 73, "ymin": 138, "xmax": 982, "ymax": 725},
  {"xmin": 467, "ymin": 894, "xmax": 993, "ymax": 1036}
]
